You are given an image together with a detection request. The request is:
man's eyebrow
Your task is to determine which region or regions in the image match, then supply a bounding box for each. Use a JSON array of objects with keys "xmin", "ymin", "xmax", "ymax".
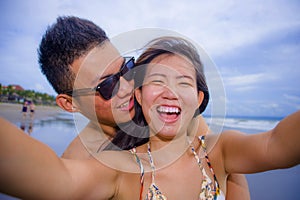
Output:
[
  {"xmin": 91, "ymin": 57, "xmax": 125, "ymax": 84},
  {"xmin": 90, "ymin": 75, "xmax": 101, "ymax": 86},
  {"xmin": 90, "ymin": 73, "xmax": 109, "ymax": 86},
  {"xmin": 99, "ymin": 74, "xmax": 112, "ymax": 80}
]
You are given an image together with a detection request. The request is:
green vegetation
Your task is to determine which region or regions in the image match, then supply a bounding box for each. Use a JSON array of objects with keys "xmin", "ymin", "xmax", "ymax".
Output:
[{"xmin": 0, "ymin": 83, "xmax": 56, "ymax": 105}]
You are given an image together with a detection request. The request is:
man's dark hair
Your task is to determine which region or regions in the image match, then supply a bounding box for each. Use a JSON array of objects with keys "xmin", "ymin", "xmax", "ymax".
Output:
[{"xmin": 38, "ymin": 16, "xmax": 109, "ymax": 94}]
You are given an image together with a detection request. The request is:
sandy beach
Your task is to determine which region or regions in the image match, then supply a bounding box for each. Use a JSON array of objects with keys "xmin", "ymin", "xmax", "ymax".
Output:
[{"xmin": 0, "ymin": 103, "xmax": 63, "ymax": 124}]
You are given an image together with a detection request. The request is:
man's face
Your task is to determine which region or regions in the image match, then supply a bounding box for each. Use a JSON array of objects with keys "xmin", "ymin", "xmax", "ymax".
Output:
[{"xmin": 71, "ymin": 41, "xmax": 135, "ymax": 132}]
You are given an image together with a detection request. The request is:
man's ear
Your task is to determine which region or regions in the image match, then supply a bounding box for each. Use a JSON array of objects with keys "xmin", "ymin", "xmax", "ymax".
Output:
[
  {"xmin": 197, "ymin": 91, "xmax": 204, "ymax": 107},
  {"xmin": 56, "ymin": 94, "xmax": 79, "ymax": 113},
  {"xmin": 134, "ymin": 89, "xmax": 142, "ymax": 106}
]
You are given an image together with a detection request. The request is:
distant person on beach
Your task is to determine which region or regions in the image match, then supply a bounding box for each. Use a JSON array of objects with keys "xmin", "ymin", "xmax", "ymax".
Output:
[
  {"xmin": 29, "ymin": 101, "xmax": 35, "ymax": 119},
  {"xmin": 37, "ymin": 16, "xmax": 249, "ymax": 198},
  {"xmin": 21, "ymin": 100, "xmax": 28, "ymax": 119},
  {"xmin": 0, "ymin": 36, "xmax": 299, "ymax": 199}
]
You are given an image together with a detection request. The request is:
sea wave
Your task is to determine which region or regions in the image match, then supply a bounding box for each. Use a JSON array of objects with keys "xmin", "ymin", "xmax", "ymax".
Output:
[{"xmin": 204, "ymin": 116, "xmax": 281, "ymax": 133}]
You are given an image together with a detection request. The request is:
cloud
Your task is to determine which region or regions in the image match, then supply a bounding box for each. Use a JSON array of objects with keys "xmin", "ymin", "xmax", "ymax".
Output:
[
  {"xmin": 162, "ymin": 0, "xmax": 300, "ymax": 57},
  {"xmin": 35, "ymin": 83, "xmax": 45, "ymax": 91},
  {"xmin": 222, "ymin": 73, "xmax": 278, "ymax": 92},
  {"xmin": 225, "ymin": 73, "xmax": 265, "ymax": 86},
  {"xmin": 0, "ymin": 0, "xmax": 299, "ymax": 116},
  {"xmin": 284, "ymin": 94, "xmax": 300, "ymax": 102},
  {"xmin": 283, "ymin": 94, "xmax": 300, "ymax": 110}
]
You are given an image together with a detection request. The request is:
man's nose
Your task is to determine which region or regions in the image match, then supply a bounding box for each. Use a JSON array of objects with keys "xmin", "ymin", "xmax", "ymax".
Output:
[{"xmin": 117, "ymin": 76, "xmax": 134, "ymax": 98}]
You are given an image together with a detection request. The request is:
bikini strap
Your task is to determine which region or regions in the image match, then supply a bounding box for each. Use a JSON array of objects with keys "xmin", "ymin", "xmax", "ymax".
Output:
[
  {"xmin": 130, "ymin": 148, "xmax": 144, "ymax": 200},
  {"xmin": 198, "ymin": 136, "xmax": 220, "ymax": 198}
]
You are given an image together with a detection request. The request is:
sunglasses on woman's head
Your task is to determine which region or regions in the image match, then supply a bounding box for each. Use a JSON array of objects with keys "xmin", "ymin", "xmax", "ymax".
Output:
[{"xmin": 64, "ymin": 57, "xmax": 135, "ymax": 100}]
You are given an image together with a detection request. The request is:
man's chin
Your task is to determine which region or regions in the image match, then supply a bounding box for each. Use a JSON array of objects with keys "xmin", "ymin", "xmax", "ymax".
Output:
[
  {"xmin": 115, "ymin": 116, "xmax": 133, "ymax": 125},
  {"xmin": 115, "ymin": 108, "xmax": 135, "ymax": 122}
]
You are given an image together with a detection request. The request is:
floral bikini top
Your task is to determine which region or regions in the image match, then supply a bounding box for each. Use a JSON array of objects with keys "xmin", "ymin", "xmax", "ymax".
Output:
[{"xmin": 130, "ymin": 136, "xmax": 225, "ymax": 200}]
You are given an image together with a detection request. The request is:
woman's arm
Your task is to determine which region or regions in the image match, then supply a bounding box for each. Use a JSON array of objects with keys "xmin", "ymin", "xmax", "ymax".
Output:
[
  {"xmin": 0, "ymin": 117, "xmax": 117, "ymax": 199},
  {"xmin": 225, "ymin": 174, "xmax": 250, "ymax": 200},
  {"xmin": 222, "ymin": 110, "xmax": 300, "ymax": 174}
]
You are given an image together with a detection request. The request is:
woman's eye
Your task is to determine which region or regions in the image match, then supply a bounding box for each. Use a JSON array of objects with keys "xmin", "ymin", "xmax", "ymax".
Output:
[
  {"xmin": 151, "ymin": 79, "xmax": 165, "ymax": 85},
  {"xmin": 179, "ymin": 82, "xmax": 193, "ymax": 87}
]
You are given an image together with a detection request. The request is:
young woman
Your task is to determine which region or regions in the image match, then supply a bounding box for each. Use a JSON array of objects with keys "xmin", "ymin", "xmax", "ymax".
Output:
[{"xmin": 0, "ymin": 36, "xmax": 299, "ymax": 199}]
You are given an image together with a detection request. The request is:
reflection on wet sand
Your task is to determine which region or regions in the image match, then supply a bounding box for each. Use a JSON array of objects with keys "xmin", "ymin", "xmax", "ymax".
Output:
[{"xmin": 20, "ymin": 119, "xmax": 33, "ymax": 135}]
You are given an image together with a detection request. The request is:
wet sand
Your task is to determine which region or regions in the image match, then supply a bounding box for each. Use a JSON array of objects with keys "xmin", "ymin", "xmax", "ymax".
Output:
[{"xmin": 0, "ymin": 103, "xmax": 63, "ymax": 124}]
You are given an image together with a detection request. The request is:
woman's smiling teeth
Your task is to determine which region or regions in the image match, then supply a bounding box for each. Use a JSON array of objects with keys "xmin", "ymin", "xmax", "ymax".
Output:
[{"xmin": 157, "ymin": 106, "xmax": 181, "ymax": 115}]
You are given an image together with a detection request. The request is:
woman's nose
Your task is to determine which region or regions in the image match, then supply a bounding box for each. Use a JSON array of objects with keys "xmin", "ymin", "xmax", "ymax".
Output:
[{"xmin": 161, "ymin": 84, "xmax": 178, "ymax": 100}]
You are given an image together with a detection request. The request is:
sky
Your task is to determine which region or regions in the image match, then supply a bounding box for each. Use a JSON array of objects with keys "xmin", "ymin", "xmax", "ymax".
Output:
[{"xmin": 0, "ymin": 0, "xmax": 299, "ymax": 117}]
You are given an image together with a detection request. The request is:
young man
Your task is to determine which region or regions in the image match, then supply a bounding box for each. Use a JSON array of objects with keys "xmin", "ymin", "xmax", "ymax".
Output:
[
  {"xmin": 38, "ymin": 16, "xmax": 249, "ymax": 199},
  {"xmin": 39, "ymin": 16, "xmax": 137, "ymax": 157}
]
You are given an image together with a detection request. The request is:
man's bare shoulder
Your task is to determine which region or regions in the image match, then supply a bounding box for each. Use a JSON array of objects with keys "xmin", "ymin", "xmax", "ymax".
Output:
[
  {"xmin": 61, "ymin": 135, "xmax": 91, "ymax": 159},
  {"xmin": 62, "ymin": 122, "xmax": 110, "ymax": 159}
]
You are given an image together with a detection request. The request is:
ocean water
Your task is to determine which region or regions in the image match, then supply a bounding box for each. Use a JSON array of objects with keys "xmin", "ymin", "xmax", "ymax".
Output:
[
  {"xmin": 1, "ymin": 113, "xmax": 299, "ymax": 199},
  {"xmin": 204, "ymin": 115, "xmax": 283, "ymax": 134}
]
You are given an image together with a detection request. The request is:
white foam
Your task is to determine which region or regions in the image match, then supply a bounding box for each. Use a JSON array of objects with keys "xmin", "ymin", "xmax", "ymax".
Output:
[{"xmin": 205, "ymin": 116, "xmax": 280, "ymax": 133}]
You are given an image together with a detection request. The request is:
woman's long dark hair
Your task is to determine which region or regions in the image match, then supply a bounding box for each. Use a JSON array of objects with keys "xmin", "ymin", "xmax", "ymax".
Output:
[{"xmin": 105, "ymin": 36, "xmax": 209, "ymax": 150}]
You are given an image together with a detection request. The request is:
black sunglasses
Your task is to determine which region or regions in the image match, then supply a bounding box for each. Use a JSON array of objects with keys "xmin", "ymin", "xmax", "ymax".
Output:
[{"xmin": 64, "ymin": 57, "xmax": 135, "ymax": 100}]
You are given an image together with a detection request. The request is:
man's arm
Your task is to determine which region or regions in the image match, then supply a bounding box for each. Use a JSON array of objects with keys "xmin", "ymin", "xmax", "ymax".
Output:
[{"xmin": 0, "ymin": 117, "xmax": 117, "ymax": 199}]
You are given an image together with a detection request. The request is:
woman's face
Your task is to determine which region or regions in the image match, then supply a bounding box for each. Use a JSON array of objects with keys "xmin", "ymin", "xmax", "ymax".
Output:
[{"xmin": 135, "ymin": 54, "xmax": 203, "ymax": 140}]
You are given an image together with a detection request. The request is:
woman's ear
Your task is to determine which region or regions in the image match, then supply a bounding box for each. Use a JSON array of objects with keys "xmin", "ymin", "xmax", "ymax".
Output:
[
  {"xmin": 135, "ymin": 89, "xmax": 142, "ymax": 106},
  {"xmin": 56, "ymin": 94, "xmax": 79, "ymax": 113},
  {"xmin": 197, "ymin": 91, "xmax": 204, "ymax": 107}
]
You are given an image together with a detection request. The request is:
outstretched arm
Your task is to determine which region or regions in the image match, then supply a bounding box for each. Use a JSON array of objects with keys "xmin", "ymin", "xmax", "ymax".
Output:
[
  {"xmin": 268, "ymin": 110, "xmax": 300, "ymax": 167},
  {"xmin": 0, "ymin": 117, "xmax": 73, "ymax": 198},
  {"xmin": 0, "ymin": 117, "xmax": 117, "ymax": 199},
  {"xmin": 222, "ymin": 110, "xmax": 300, "ymax": 174}
]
